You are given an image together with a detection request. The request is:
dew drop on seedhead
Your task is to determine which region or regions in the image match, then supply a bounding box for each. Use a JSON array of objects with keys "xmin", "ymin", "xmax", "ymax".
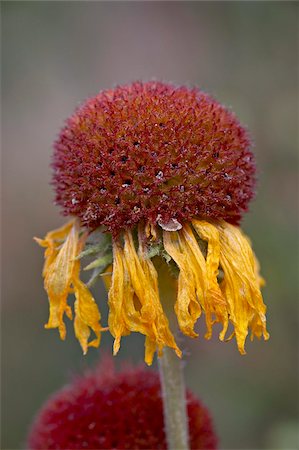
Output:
[
  {"xmin": 72, "ymin": 197, "xmax": 79, "ymax": 205},
  {"xmin": 156, "ymin": 171, "xmax": 163, "ymax": 180}
]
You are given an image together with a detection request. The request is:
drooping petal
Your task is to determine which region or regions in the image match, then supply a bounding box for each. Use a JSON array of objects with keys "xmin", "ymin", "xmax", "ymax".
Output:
[
  {"xmin": 138, "ymin": 226, "xmax": 181, "ymax": 363},
  {"xmin": 215, "ymin": 221, "xmax": 269, "ymax": 353},
  {"xmin": 145, "ymin": 336, "xmax": 158, "ymax": 366},
  {"xmin": 34, "ymin": 221, "xmax": 74, "ymax": 277},
  {"xmin": 163, "ymin": 230, "xmax": 201, "ymax": 337},
  {"xmin": 108, "ymin": 241, "xmax": 131, "ymax": 355},
  {"xmin": 123, "ymin": 230, "xmax": 180, "ymax": 365},
  {"xmin": 73, "ymin": 279, "xmax": 103, "ymax": 354},
  {"xmin": 191, "ymin": 220, "xmax": 228, "ymax": 340},
  {"xmin": 108, "ymin": 231, "xmax": 180, "ymax": 365},
  {"xmin": 123, "ymin": 231, "xmax": 156, "ymax": 325},
  {"xmin": 39, "ymin": 221, "xmax": 78, "ymax": 339},
  {"xmin": 72, "ymin": 236, "xmax": 105, "ymax": 354}
]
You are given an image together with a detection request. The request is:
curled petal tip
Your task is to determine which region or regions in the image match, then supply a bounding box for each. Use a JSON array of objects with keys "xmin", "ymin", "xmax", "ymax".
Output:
[
  {"xmin": 113, "ymin": 337, "xmax": 121, "ymax": 355},
  {"xmin": 175, "ymin": 348, "xmax": 183, "ymax": 358}
]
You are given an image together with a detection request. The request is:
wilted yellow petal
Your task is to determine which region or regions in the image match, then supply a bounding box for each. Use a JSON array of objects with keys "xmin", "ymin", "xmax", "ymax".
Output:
[
  {"xmin": 125, "ymin": 230, "xmax": 182, "ymax": 364},
  {"xmin": 145, "ymin": 336, "xmax": 158, "ymax": 366},
  {"xmin": 71, "ymin": 234, "xmax": 106, "ymax": 353},
  {"xmin": 138, "ymin": 226, "xmax": 181, "ymax": 364},
  {"xmin": 45, "ymin": 223, "xmax": 78, "ymax": 295},
  {"xmin": 42, "ymin": 221, "xmax": 79, "ymax": 339},
  {"xmin": 34, "ymin": 221, "xmax": 74, "ymax": 277},
  {"xmin": 123, "ymin": 231, "xmax": 156, "ymax": 325},
  {"xmin": 122, "ymin": 231, "xmax": 174, "ymax": 364},
  {"xmin": 163, "ymin": 230, "xmax": 201, "ymax": 337},
  {"xmin": 108, "ymin": 241, "xmax": 131, "ymax": 355},
  {"xmin": 191, "ymin": 220, "xmax": 228, "ymax": 340},
  {"xmin": 108, "ymin": 231, "xmax": 181, "ymax": 365},
  {"xmin": 101, "ymin": 265, "xmax": 113, "ymax": 290},
  {"xmin": 215, "ymin": 221, "xmax": 269, "ymax": 353},
  {"xmin": 73, "ymin": 278, "xmax": 103, "ymax": 354}
]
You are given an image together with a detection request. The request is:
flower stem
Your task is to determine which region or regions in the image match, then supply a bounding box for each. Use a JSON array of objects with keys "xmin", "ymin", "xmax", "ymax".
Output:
[
  {"xmin": 154, "ymin": 257, "xmax": 190, "ymax": 449},
  {"xmin": 158, "ymin": 346, "xmax": 189, "ymax": 450}
]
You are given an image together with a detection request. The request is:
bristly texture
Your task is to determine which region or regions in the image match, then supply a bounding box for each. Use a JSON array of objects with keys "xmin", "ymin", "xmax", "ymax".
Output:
[
  {"xmin": 27, "ymin": 361, "xmax": 218, "ymax": 450},
  {"xmin": 53, "ymin": 81, "xmax": 255, "ymax": 236}
]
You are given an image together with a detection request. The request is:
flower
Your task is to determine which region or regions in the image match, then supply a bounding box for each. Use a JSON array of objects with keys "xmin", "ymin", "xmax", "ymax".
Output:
[
  {"xmin": 27, "ymin": 359, "xmax": 218, "ymax": 449},
  {"xmin": 35, "ymin": 81, "xmax": 269, "ymax": 364}
]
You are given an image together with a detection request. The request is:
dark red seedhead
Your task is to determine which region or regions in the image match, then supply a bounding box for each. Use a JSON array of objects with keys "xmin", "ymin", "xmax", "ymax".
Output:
[
  {"xmin": 53, "ymin": 81, "xmax": 255, "ymax": 235},
  {"xmin": 27, "ymin": 362, "xmax": 217, "ymax": 449}
]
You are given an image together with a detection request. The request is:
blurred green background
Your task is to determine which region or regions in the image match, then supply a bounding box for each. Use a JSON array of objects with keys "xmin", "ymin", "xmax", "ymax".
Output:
[{"xmin": 2, "ymin": 2, "xmax": 298, "ymax": 449}]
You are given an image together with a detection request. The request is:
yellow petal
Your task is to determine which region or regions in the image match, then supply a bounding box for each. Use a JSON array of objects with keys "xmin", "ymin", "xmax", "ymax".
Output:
[
  {"xmin": 145, "ymin": 336, "xmax": 158, "ymax": 366},
  {"xmin": 163, "ymin": 230, "xmax": 201, "ymax": 337},
  {"xmin": 34, "ymin": 221, "xmax": 74, "ymax": 277},
  {"xmin": 138, "ymin": 226, "xmax": 181, "ymax": 363},
  {"xmin": 45, "ymin": 223, "xmax": 78, "ymax": 296},
  {"xmin": 108, "ymin": 230, "xmax": 180, "ymax": 365},
  {"xmin": 73, "ymin": 279, "xmax": 103, "ymax": 354},
  {"xmin": 191, "ymin": 220, "xmax": 228, "ymax": 340},
  {"xmin": 101, "ymin": 265, "xmax": 113, "ymax": 290},
  {"xmin": 124, "ymin": 230, "xmax": 181, "ymax": 364},
  {"xmin": 72, "ymin": 235, "xmax": 104, "ymax": 354},
  {"xmin": 108, "ymin": 241, "xmax": 131, "ymax": 355},
  {"xmin": 215, "ymin": 221, "xmax": 269, "ymax": 353},
  {"xmin": 43, "ymin": 221, "xmax": 75, "ymax": 241},
  {"xmin": 40, "ymin": 221, "xmax": 78, "ymax": 339},
  {"xmin": 123, "ymin": 231, "xmax": 156, "ymax": 325}
]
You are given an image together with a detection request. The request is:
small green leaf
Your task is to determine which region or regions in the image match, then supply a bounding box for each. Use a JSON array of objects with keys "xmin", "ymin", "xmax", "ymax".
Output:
[
  {"xmin": 162, "ymin": 249, "xmax": 172, "ymax": 264},
  {"xmin": 84, "ymin": 254, "xmax": 113, "ymax": 271},
  {"xmin": 147, "ymin": 242, "xmax": 162, "ymax": 259},
  {"xmin": 75, "ymin": 243, "xmax": 103, "ymax": 260},
  {"xmin": 77, "ymin": 230, "xmax": 112, "ymax": 260}
]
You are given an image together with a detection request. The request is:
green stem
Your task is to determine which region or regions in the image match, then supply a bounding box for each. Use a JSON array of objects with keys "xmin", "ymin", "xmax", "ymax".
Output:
[
  {"xmin": 158, "ymin": 347, "xmax": 189, "ymax": 450},
  {"xmin": 154, "ymin": 257, "xmax": 190, "ymax": 449}
]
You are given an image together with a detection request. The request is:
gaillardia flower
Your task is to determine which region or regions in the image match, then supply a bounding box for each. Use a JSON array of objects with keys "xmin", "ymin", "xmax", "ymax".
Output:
[
  {"xmin": 27, "ymin": 360, "xmax": 217, "ymax": 449},
  {"xmin": 36, "ymin": 81, "xmax": 269, "ymax": 364}
]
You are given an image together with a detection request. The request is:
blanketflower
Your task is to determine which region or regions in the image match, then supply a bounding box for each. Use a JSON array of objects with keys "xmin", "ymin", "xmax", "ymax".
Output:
[
  {"xmin": 27, "ymin": 360, "xmax": 218, "ymax": 449},
  {"xmin": 35, "ymin": 81, "xmax": 269, "ymax": 364}
]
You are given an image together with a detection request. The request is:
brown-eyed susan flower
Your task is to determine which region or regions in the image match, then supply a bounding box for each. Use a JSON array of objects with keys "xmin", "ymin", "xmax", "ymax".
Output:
[
  {"xmin": 27, "ymin": 359, "xmax": 218, "ymax": 449},
  {"xmin": 35, "ymin": 81, "xmax": 269, "ymax": 365}
]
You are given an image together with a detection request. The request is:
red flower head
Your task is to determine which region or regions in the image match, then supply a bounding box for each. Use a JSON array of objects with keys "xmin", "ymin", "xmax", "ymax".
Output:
[
  {"xmin": 27, "ymin": 361, "xmax": 218, "ymax": 450},
  {"xmin": 53, "ymin": 81, "xmax": 255, "ymax": 235},
  {"xmin": 35, "ymin": 81, "xmax": 269, "ymax": 363}
]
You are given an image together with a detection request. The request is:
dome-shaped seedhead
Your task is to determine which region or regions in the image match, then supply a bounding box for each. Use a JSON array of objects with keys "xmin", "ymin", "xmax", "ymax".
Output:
[
  {"xmin": 27, "ymin": 361, "xmax": 217, "ymax": 449},
  {"xmin": 53, "ymin": 81, "xmax": 255, "ymax": 236}
]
